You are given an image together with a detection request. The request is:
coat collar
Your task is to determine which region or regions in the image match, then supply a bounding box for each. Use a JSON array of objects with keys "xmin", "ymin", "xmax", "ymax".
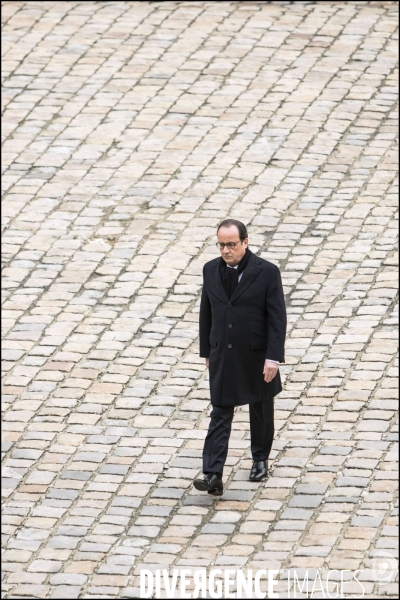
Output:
[{"xmin": 213, "ymin": 250, "xmax": 262, "ymax": 304}]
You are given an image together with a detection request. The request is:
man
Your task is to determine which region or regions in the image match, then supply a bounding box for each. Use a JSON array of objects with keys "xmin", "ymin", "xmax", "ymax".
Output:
[{"xmin": 193, "ymin": 219, "xmax": 286, "ymax": 496}]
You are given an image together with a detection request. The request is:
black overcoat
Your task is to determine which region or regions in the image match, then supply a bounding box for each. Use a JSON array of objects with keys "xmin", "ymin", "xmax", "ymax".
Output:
[{"xmin": 199, "ymin": 250, "xmax": 287, "ymax": 407}]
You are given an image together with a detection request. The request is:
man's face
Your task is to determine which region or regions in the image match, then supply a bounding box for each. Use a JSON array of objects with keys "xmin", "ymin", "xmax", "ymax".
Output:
[{"xmin": 217, "ymin": 225, "xmax": 248, "ymax": 266}]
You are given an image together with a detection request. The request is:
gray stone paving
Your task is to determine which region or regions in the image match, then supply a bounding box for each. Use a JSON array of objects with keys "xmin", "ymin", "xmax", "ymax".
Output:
[{"xmin": 1, "ymin": 1, "xmax": 398, "ymax": 598}]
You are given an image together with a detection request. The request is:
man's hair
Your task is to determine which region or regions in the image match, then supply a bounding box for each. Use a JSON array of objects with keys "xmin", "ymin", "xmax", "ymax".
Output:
[{"xmin": 217, "ymin": 219, "xmax": 248, "ymax": 241}]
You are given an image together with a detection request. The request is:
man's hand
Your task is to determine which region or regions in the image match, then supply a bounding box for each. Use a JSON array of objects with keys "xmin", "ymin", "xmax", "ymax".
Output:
[
  {"xmin": 263, "ymin": 360, "xmax": 279, "ymax": 383},
  {"xmin": 205, "ymin": 358, "xmax": 209, "ymax": 368}
]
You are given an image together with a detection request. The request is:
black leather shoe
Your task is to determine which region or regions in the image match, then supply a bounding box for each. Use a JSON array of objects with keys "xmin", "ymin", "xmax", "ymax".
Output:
[
  {"xmin": 193, "ymin": 474, "xmax": 223, "ymax": 496},
  {"xmin": 249, "ymin": 460, "xmax": 268, "ymax": 481}
]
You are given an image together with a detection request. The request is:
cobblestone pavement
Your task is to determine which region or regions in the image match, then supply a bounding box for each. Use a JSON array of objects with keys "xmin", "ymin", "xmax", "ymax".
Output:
[{"xmin": 2, "ymin": 1, "xmax": 398, "ymax": 598}]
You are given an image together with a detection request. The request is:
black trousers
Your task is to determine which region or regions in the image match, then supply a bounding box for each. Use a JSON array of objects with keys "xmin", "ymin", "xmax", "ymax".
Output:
[{"xmin": 202, "ymin": 401, "xmax": 274, "ymax": 477}]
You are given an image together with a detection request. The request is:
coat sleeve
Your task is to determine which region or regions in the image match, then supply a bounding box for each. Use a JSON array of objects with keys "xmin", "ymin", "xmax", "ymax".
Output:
[
  {"xmin": 265, "ymin": 265, "xmax": 286, "ymax": 363},
  {"xmin": 199, "ymin": 266, "xmax": 212, "ymax": 358}
]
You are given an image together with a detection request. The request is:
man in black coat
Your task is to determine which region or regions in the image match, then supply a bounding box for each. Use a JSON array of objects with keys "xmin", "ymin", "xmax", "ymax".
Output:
[{"xmin": 193, "ymin": 219, "xmax": 287, "ymax": 496}]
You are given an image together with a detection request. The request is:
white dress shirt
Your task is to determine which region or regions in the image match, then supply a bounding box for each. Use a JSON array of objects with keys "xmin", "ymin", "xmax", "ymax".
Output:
[{"xmin": 227, "ymin": 263, "xmax": 279, "ymax": 365}]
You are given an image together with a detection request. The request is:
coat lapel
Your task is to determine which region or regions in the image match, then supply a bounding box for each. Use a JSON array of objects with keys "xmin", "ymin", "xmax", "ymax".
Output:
[
  {"xmin": 229, "ymin": 252, "xmax": 262, "ymax": 303},
  {"xmin": 214, "ymin": 259, "xmax": 229, "ymax": 303}
]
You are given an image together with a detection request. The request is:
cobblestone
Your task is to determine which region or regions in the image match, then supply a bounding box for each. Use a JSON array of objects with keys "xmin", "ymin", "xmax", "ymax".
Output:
[{"xmin": 1, "ymin": 1, "xmax": 398, "ymax": 598}]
